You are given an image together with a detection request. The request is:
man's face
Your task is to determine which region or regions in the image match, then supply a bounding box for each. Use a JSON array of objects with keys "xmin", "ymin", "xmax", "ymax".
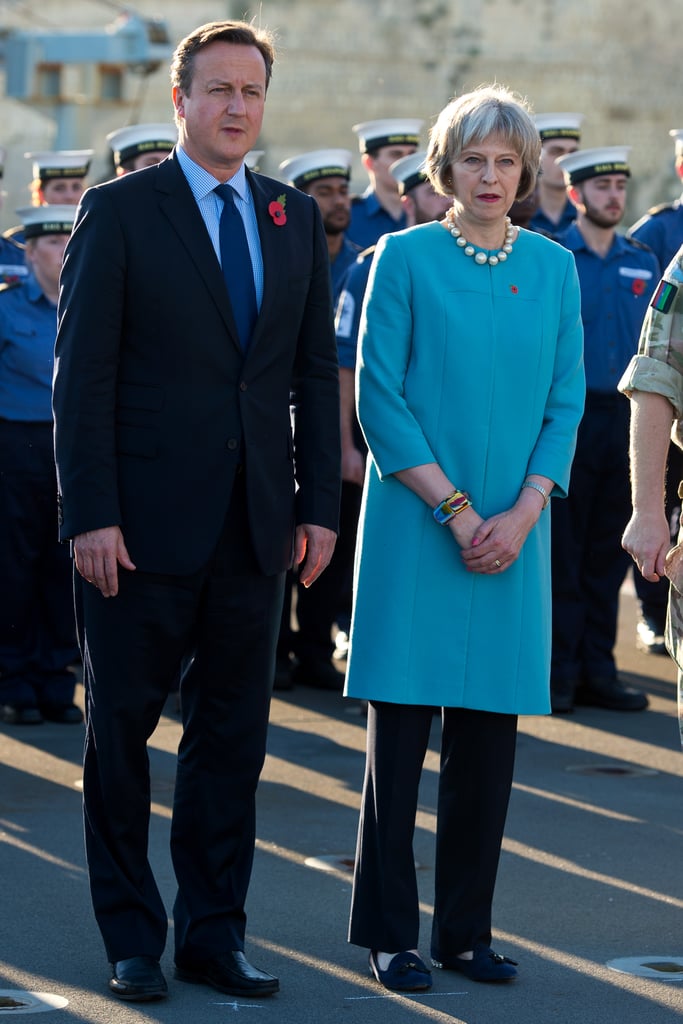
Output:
[
  {"xmin": 132, "ymin": 151, "xmax": 171, "ymax": 172},
  {"xmin": 25, "ymin": 233, "xmax": 69, "ymax": 290},
  {"xmin": 540, "ymin": 138, "xmax": 579, "ymax": 189},
  {"xmin": 574, "ymin": 174, "xmax": 627, "ymax": 228},
  {"xmin": 41, "ymin": 177, "xmax": 85, "ymax": 205},
  {"xmin": 366, "ymin": 144, "xmax": 417, "ymax": 192},
  {"xmin": 305, "ymin": 176, "xmax": 351, "ymax": 235},
  {"xmin": 172, "ymin": 41, "xmax": 266, "ymax": 179},
  {"xmin": 409, "ymin": 181, "xmax": 451, "ymax": 225}
]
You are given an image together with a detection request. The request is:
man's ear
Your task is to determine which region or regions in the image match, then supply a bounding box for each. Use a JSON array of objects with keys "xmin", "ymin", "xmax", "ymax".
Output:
[
  {"xmin": 172, "ymin": 86, "xmax": 185, "ymax": 120},
  {"xmin": 361, "ymin": 153, "xmax": 374, "ymax": 175},
  {"xmin": 566, "ymin": 184, "xmax": 582, "ymax": 211}
]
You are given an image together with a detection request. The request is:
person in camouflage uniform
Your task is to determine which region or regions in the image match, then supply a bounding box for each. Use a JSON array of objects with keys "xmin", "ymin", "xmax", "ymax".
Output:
[{"xmin": 619, "ymin": 243, "xmax": 683, "ymax": 745}]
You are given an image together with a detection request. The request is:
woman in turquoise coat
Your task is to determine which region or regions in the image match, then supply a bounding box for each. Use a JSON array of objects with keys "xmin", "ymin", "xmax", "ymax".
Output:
[{"xmin": 345, "ymin": 85, "xmax": 585, "ymax": 991}]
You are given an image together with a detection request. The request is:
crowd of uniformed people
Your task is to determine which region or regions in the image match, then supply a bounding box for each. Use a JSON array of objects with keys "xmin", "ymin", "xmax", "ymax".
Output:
[{"xmin": 1, "ymin": 106, "xmax": 682, "ymax": 726}]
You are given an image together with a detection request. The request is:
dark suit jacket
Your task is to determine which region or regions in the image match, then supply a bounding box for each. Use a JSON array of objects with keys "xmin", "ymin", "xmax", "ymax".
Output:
[{"xmin": 53, "ymin": 152, "xmax": 340, "ymax": 576}]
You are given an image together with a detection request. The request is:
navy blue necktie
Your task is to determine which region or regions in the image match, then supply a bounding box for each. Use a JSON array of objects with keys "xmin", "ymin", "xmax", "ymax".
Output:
[{"xmin": 214, "ymin": 183, "xmax": 257, "ymax": 350}]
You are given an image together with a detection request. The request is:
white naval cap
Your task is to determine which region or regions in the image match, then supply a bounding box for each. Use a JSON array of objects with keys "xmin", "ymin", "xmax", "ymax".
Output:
[
  {"xmin": 556, "ymin": 146, "xmax": 631, "ymax": 185},
  {"xmin": 669, "ymin": 129, "xmax": 683, "ymax": 157},
  {"xmin": 390, "ymin": 151, "xmax": 428, "ymax": 195},
  {"xmin": 352, "ymin": 118, "xmax": 423, "ymax": 154},
  {"xmin": 106, "ymin": 123, "xmax": 176, "ymax": 166},
  {"xmin": 535, "ymin": 113, "xmax": 583, "ymax": 143},
  {"xmin": 279, "ymin": 148, "xmax": 353, "ymax": 189},
  {"xmin": 244, "ymin": 150, "xmax": 264, "ymax": 170},
  {"xmin": 16, "ymin": 204, "xmax": 76, "ymax": 239},
  {"xmin": 25, "ymin": 149, "xmax": 93, "ymax": 181}
]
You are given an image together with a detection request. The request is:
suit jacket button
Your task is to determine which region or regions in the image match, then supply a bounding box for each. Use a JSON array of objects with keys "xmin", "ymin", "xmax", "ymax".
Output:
[
  {"xmin": 239, "ymin": 381, "xmax": 248, "ymax": 391},
  {"xmin": 226, "ymin": 438, "xmax": 238, "ymax": 451}
]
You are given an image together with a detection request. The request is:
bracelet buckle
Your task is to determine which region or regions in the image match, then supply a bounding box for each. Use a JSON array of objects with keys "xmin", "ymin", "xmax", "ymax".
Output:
[{"xmin": 433, "ymin": 489, "xmax": 471, "ymax": 525}]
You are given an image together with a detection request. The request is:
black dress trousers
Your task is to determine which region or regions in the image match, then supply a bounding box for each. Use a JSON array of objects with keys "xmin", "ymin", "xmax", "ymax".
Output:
[
  {"xmin": 0, "ymin": 419, "xmax": 78, "ymax": 707},
  {"xmin": 551, "ymin": 393, "xmax": 632, "ymax": 684},
  {"xmin": 349, "ymin": 701, "xmax": 517, "ymax": 958},
  {"xmin": 80, "ymin": 473, "xmax": 286, "ymax": 962}
]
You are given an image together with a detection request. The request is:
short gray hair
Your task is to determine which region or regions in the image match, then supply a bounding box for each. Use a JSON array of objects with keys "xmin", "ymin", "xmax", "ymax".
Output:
[{"xmin": 426, "ymin": 85, "xmax": 541, "ymax": 202}]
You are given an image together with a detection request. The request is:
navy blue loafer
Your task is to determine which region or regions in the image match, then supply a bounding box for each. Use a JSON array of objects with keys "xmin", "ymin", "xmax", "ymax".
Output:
[
  {"xmin": 369, "ymin": 950, "xmax": 432, "ymax": 991},
  {"xmin": 432, "ymin": 943, "xmax": 517, "ymax": 982}
]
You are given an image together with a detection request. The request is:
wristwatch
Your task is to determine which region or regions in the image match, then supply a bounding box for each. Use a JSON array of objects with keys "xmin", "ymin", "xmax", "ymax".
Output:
[{"xmin": 521, "ymin": 480, "xmax": 550, "ymax": 509}]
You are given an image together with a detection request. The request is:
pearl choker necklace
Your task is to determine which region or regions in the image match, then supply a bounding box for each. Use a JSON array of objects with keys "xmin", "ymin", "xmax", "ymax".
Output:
[{"xmin": 445, "ymin": 209, "xmax": 515, "ymax": 266}]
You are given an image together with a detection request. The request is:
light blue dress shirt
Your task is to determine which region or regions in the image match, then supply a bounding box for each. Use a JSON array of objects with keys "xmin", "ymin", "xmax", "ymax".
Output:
[{"xmin": 176, "ymin": 146, "xmax": 264, "ymax": 309}]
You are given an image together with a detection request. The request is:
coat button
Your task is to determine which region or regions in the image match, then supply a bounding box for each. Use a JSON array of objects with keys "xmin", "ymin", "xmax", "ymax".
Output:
[
  {"xmin": 226, "ymin": 438, "xmax": 238, "ymax": 451},
  {"xmin": 239, "ymin": 381, "xmax": 248, "ymax": 391}
]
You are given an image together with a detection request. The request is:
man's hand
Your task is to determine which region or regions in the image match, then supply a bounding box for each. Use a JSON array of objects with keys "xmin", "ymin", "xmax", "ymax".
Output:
[
  {"xmin": 342, "ymin": 442, "xmax": 365, "ymax": 487},
  {"xmin": 294, "ymin": 524, "xmax": 337, "ymax": 588},
  {"xmin": 73, "ymin": 526, "xmax": 136, "ymax": 598},
  {"xmin": 622, "ymin": 511, "xmax": 671, "ymax": 582}
]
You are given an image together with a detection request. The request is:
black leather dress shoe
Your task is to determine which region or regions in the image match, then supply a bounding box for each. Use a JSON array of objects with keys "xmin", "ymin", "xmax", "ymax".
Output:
[
  {"xmin": 175, "ymin": 950, "xmax": 279, "ymax": 996},
  {"xmin": 1, "ymin": 703, "xmax": 43, "ymax": 725},
  {"xmin": 290, "ymin": 657, "xmax": 343, "ymax": 691},
  {"xmin": 109, "ymin": 956, "xmax": 167, "ymax": 1001},
  {"xmin": 39, "ymin": 702, "xmax": 84, "ymax": 724},
  {"xmin": 550, "ymin": 678, "xmax": 578, "ymax": 714},
  {"xmin": 575, "ymin": 676, "xmax": 649, "ymax": 711}
]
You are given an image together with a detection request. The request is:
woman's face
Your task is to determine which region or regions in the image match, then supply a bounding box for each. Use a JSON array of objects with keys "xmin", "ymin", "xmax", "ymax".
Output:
[{"xmin": 449, "ymin": 133, "xmax": 523, "ymax": 225}]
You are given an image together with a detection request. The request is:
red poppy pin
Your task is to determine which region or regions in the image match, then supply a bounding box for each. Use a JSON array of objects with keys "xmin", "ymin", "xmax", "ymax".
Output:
[
  {"xmin": 631, "ymin": 278, "xmax": 646, "ymax": 296},
  {"xmin": 510, "ymin": 285, "xmax": 519, "ymax": 294},
  {"xmin": 269, "ymin": 194, "xmax": 287, "ymax": 226}
]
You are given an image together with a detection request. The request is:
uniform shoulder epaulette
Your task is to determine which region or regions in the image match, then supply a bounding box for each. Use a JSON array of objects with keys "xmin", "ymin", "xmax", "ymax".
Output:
[
  {"xmin": 358, "ymin": 244, "xmax": 377, "ymax": 262},
  {"xmin": 2, "ymin": 225, "xmax": 26, "ymax": 249},
  {"xmin": 625, "ymin": 235, "xmax": 654, "ymax": 252},
  {"xmin": 644, "ymin": 201, "xmax": 676, "ymax": 218},
  {"xmin": 0, "ymin": 279, "xmax": 23, "ymax": 294}
]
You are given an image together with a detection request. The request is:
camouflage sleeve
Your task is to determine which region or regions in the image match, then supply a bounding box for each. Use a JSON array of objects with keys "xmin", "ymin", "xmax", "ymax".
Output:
[{"xmin": 618, "ymin": 244, "xmax": 683, "ymax": 422}]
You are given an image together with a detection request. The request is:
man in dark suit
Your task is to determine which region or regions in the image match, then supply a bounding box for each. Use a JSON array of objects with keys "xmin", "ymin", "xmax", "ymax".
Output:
[{"xmin": 53, "ymin": 20, "xmax": 340, "ymax": 1003}]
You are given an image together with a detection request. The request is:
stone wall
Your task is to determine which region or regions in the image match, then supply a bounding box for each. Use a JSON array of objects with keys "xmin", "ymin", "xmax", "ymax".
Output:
[{"xmin": 1, "ymin": 0, "xmax": 679, "ymax": 226}]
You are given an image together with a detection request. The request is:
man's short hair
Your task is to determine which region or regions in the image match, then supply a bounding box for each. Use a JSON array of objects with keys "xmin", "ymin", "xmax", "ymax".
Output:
[
  {"xmin": 170, "ymin": 20, "xmax": 276, "ymax": 94},
  {"xmin": 426, "ymin": 84, "xmax": 541, "ymax": 203}
]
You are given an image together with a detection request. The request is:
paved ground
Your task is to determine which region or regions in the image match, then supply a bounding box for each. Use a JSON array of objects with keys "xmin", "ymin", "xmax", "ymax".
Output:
[{"xmin": 1, "ymin": 575, "xmax": 682, "ymax": 1023}]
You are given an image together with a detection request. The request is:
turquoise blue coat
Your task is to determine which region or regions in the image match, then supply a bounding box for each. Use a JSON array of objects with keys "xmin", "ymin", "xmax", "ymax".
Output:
[{"xmin": 344, "ymin": 223, "xmax": 585, "ymax": 714}]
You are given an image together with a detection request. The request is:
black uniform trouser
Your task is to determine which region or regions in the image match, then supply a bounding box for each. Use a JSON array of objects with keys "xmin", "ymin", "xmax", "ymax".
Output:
[
  {"xmin": 349, "ymin": 702, "xmax": 517, "ymax": 958},
  {"xmin": 79, "ymin": 474, "xmax": 285, "ymax": 962},
  {"xmin": 551, "ymin": 393, "xmax": 632, "ymax": 684},
  {"xmin": 294, "ymin": 480, "xmax": 362, "ymax": 660},
  {"xmin": 276, "ymin": 481, "xmax": 362, "ymax": 663},
  {"xmin": 0, "ymin": 419, "xmax": 78, "ymax": 707}
]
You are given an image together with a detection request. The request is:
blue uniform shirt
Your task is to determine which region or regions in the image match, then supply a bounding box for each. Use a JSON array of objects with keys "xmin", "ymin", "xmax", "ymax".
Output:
[
  {"xmin": 529, "ymin": 198, "xmax": 576, "ymax": 238},
  {"xmin": 330, "ymin": 235, "xmax": 362, "ymax": 303},
  {"xmin": 0, "ymin": 273, "xmax": 58, "ymax": 421},
  {"xmin": 0, "ymin": 235, "xmax": 28, "ymax": 284},
  {"xmin": 557, "ymin": 223, "xmax": 659, "ymax": 393},
  {"xmin": 334, "ymin": 247, "xmax": 374, "ymax": 369},
  {"xmin": 348, "ymin": 188, "xmax": 406, "ymax": 249},
  {"xmin": 628, "ymin": 197, "xmax": 683, "ymax": 272}
]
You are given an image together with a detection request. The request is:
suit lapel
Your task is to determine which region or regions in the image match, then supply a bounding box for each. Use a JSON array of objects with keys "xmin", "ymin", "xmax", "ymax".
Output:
[
  {"xmin": 248, "ymin": 171, "xmax": 289, "ymax": 353},
  {"xmin": 155, "ymin": 154, "xmax": 242, "ymax": 351}
]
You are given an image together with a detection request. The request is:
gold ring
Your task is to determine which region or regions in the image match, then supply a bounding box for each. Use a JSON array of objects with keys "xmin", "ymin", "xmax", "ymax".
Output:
[{"xmin": 494, "ymin": 559, "xmax": 502, "ymax": 568}]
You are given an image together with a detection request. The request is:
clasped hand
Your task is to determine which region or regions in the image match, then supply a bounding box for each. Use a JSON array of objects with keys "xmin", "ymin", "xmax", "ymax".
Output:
[{"xmin": 458, "ymin": 505, "xmax": 538, "ymax": 574}]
